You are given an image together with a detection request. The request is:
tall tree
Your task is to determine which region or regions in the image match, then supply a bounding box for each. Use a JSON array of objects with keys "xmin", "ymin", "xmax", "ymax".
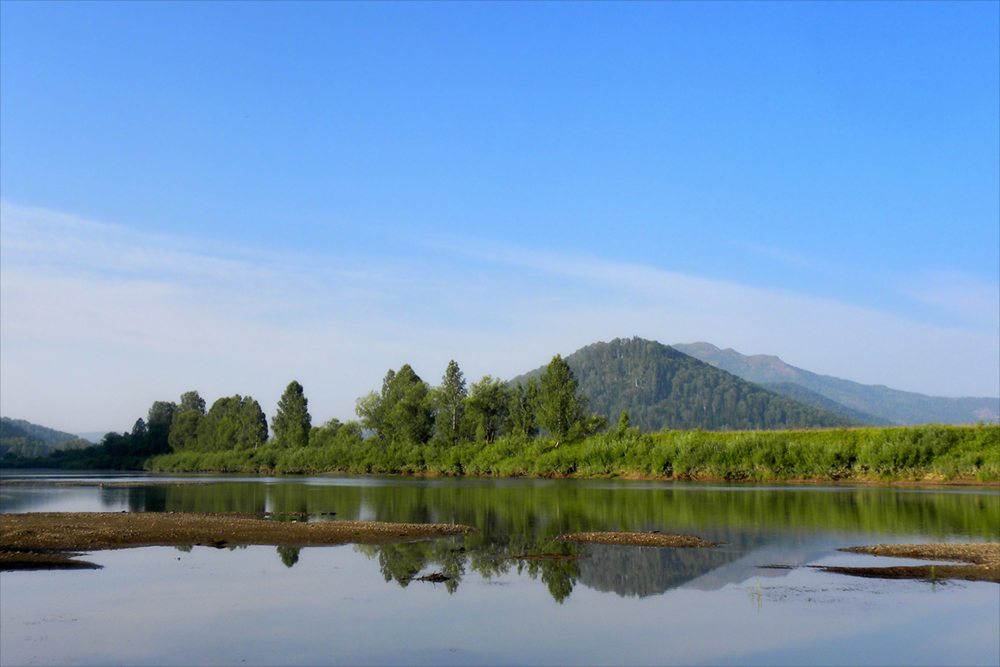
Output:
[
  {"xmin": 467, "ymin": 375, "xmax": 512, "ymax": 444},
  {"xmin": 197, "ymin": 395, "xmax": 269, "ymax": 451},
  {"xmin": 178, "ymin": 391, "xmax": 206, "ymax": 415},
  {"xmin": 508, "ymin": 378, "xmax": 540, "ymax": 439},
  {"xmin": 357, "ymin": 365, "xmax": 433, "ymax": 445},
  {"xmin": 236, "ymin": 397, "xmax": 268, "ymax": 449},
  {"xmin": 272, "ymin": 381, "xmax": 311, "ymax": 448},
  {"xmin": 168, "ymin": 410, "xmax": 202, "ymax": 452},
  {"xmin": 384, "ymin": 365, "xmax": 434, "ymax": 445},
  {"xmin": 434, "ymin": 360, "xmax": 468, "ymax": 445},
  {"xmin": 169, "ymin": 390, "xmax": 206, "ymax": 451},
  {"xmin": 537, "ymin": 354, "xmax": 584, "ymax": 440},
  {"xmin": 146, "ymin": 401, "xmax": 176, "ymax": 454}
]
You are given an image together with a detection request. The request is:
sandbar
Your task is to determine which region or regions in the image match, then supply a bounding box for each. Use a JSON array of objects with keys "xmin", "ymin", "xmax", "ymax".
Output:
[
  {"xmin": 816, "ymin": 543, "xmax": 1000, "ymax": 583},
  {"xmin": 0, "ymin": 511, "xmax": 477, "ymax": 570}
]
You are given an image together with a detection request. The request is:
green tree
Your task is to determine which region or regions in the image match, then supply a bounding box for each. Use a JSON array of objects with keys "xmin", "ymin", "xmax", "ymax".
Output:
[
  {"xmin": 508, "ymin": 378, "xmax": 540, "ymax": 439},
  {"xmin": 131, "ymin": 418, "xmax": 147, "ymax": 446},
  {"xmin": 236, "ymin": 397, "xmax": 268, "ymax": 449},
  {"xmin": 169, "ymin": 409, "xmax": 202, "ymax": 452},
  {"xmin": 467, "ymin": 375, "xmax": 512, "ymax": 444},
  {"xmin": 616, "ymin": 410, "xmax": 630, "ymax": 436},
  {"xmin": 146, "ymin": 401, "xmax": 176, "ymax": 454},
  {"xmin": 384, "ymin": 365, "xmax": 433, "ymax": 445},
  {"xmin": 434, "ymin": 360, "xmax": 468, "ymax": 445},
  {"xmin": 357, "ymin": 365, "xmax": 433, "ymax": 445},
  {"xmin": 178, "ymin": 391, "xmax": 206, "ymax": 415},
  {"xmin": 272, "ymin": 381, "xmax": 312, "ymax": 448},
  {"xmin": 537, "ymin": 355, "xmax": 584, "ymax": 440},
  {"xmin": 169, "ymin": 391, "xmax": 206, "ymax": 452}
]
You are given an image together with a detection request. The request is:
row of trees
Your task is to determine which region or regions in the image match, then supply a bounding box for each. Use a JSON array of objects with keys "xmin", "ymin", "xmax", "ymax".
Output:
[
  {"xmin": 100, "ymin": 382, "xmax": 312, "ymax": 458},
  {"xmin": 355, "ymin": 355, "xmax": 606, "ymax": 448},
  {"xmin": 94, "ymin": 355, "xmax": 602, "ymax": 461}
]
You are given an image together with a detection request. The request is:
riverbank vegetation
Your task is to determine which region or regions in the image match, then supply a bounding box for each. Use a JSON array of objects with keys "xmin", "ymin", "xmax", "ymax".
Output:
[
  {"xmin": 140, "ymin": 421, "xmax": 998, "ymax": 482},
  {"xmin": 3, "ymin": 355, "xmax": 997, "ymax": 482}
]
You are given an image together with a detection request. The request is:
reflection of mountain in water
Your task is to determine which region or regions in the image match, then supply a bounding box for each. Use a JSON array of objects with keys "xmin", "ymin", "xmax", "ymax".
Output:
[
  {"xmin": 575, "ymin": 528, "xmax": 778, "ymax": 598},
  {"xmin": 681, "ymin": 533, "xmax": 848, "ymax": 591}
]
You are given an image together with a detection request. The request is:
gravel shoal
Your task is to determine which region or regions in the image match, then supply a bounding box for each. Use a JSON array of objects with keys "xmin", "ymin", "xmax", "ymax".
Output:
[
  {"xmin": 817, "ymin": 543, "xmax": 1000, "ymax": 584},
  {"xmin": 0, "ymin": 512, "xmax": 477, "ymax": 569},
  {"xmin": 552, "ymin": 532, "xmax": 717, "ymax": 548}
]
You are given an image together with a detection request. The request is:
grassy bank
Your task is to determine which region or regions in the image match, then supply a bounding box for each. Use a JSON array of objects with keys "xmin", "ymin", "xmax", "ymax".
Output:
[{"xmin": 142, "ymin": 424, "xmax": 999, "ymax": 483}]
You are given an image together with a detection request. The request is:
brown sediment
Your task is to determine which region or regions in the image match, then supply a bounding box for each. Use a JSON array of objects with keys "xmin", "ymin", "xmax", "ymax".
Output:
[
  {"xmin": 815, "ymin": 543, "xmax": 1000, "ymax": 584},
  {"xmin": 0, "ymin": 512, "xmax": 477, "ymax": 570},
  {"xmin": 551, "ymin": 531, "xmax": 718, "ymax": 548}
]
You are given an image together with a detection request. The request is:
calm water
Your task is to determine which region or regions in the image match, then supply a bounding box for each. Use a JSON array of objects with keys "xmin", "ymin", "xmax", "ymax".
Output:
[{"xmin": 1, "ymin": 470, "xmax": 998, "ymax": 666}]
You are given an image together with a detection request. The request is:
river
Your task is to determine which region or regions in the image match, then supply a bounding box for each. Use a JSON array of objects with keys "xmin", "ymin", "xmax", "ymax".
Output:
[{"xmin": 1, "ymin": 470, "xmax": 998, "ymax": 666}]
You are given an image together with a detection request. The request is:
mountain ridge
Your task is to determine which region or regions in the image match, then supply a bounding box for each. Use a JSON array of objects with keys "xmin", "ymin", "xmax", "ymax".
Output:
[
  {"xmin": 672, "ymin": 342, "xmax": 999, "ymax": 425},
  {"xmin": 512, "ymin": 338, "xmax": 857, "ymax": 432}
]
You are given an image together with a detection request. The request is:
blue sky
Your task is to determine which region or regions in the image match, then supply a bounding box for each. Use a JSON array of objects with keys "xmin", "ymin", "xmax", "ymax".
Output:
[{"xmin": 2, "ymin": 1, "xmax": 998, "ymax": 433}]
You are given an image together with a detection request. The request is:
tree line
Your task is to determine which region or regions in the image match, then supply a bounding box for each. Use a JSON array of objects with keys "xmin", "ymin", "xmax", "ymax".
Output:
[{"xmin": 15, "ymin": 355, "xmax": 605, "ymax": 466}]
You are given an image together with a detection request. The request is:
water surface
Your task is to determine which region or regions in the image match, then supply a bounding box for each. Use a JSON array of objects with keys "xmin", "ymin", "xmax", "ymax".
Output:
[{"xmin": 1, "ymin": 471, "xmax": 997, "ymax": 666}]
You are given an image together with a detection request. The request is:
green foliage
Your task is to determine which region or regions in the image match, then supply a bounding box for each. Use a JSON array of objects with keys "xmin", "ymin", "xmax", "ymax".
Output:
[
  {"xmin": 146, "ymin": 401, "xmax": 176, "ymax": 455},
  {"xmin": 357, "ymin": 366, "xmax": 433, "ymax": 446},
  {"xmin": 178, "ymin": 390, "xmax": 206, "ymax": 415},
  {"xmin": 168, "ymin": 409, "xmax": 202, "ymax": 452},
  {"xmin": 433, "ymin": 360, "xmax": 468, "ymax": 445},
  {"xmin": 272, "ymin": 381, "xmax": 311, "ymax": 448},
  {"xmin": 197, "ymin": 395, "xmax": 269, "ymax": 451},
  {"xmin": 467, "ymin": 375, "xmax": 512, "ymax": 443},
  {"xmin": 508, "ymin": 379, "xmax": 540, "ymax": 439},
  {"xmin": 0, "ymin": 417, "xmax": 90, "ymax": 459},
  {"xmin": 537, "ymin": 354, "xmax": 586, "ymax": 439}
]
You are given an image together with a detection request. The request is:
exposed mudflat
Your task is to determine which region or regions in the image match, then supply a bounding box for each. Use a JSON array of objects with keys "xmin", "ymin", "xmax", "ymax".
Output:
[
  {"xmin": 0, "ymin": 512, "xmax": 477, "ymax": 570},
  {"xmin": 552, "ymin": 531, "xmax": 718, "ymax": 548},
  {"xmin": 816, "ymin": 543, "xmax": 1000, "ymax": 584}
]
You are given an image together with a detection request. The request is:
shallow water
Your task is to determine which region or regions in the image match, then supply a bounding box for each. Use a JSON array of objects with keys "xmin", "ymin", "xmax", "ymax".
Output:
[{"xmin": 2, "ymin": 471, "xmax": 998, "ymax": 666}]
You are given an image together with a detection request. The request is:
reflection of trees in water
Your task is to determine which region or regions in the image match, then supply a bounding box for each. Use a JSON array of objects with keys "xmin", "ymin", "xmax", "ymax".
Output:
[
  {"xmin": 75, "ymin": 477, "xmax": 1000, "ymax": 594},
  {"xmin": 354, "ymin": 526, "xmax": 781, "ymax": 603},
  {"xmin": 356, "ymin": 531, "xmax": 585, "ymax": 602},
  {"xmin": 102, "ymin": 479, "xmax": 998, "ymax": 541},
  {"xmin": 277, "ymin": 545, "xmax": 301, "ymax": 568}
]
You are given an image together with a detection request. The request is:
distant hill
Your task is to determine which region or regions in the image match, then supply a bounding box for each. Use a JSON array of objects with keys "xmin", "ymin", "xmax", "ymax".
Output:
[
  {"xmin": 511, "ymin": 338, "xmax": 858, "ymax": 432},
  {"xmin": 0, "ymin": 417, "xmax": 93, "ymax": 459},
  {"xmin": 760, "ymin": 382, "xmax": 894, "ymax": 426},
  {"xmin": 672, "ymin": 343, "xmax": 1000, "ymax": 426}
]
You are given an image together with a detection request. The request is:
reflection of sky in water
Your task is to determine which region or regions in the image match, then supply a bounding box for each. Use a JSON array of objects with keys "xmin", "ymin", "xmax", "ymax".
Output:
[
  {"xmin": 2, "ymin": 545, "xmax": 997, "ymax": 667},
  {"xmin": 2, "ymin": 474, "xmax": 998, "ymax": 665}
]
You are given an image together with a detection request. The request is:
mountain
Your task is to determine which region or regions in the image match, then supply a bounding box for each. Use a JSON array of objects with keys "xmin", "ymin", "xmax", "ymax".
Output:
[
  {"xmin": 0, "ymin": 417, "xmax": 93, "ymax": 459},
  {"xmin": 512, "ymin": 338, "xmax": 858, "ymax": 432},
  {"xmin": 760, "ymin": 382, "xmax": 893, "ymax": 426},
  {"xmin": 672, "ymin": 343, "xmax": 1000, "ymax": 426}
]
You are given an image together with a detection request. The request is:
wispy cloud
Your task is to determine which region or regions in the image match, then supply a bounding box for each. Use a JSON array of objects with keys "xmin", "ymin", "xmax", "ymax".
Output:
[
  {"xmin": 2, "ymin": 201, "xmax": 997, "ymax": 432},
  {"xmin": 900, "ymin": 270, "xmax": 1000, "ymax": 327}
]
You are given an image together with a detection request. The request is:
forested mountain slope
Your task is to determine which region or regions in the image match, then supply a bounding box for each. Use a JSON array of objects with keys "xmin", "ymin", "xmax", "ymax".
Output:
[
  {"xmin": 512, "ymin": 338, "xmax": 857, "ymax": 432},
  {"xmin": 761, "ymin": 382, "xmax": 893, "ymax": 426},
  {"xmin": 0, "ymin": 417, "xmax": 93, "ymax": 459},
  {"xmin": 672, "ymin": 343, "xmax": 1000, "ymax": 425}
]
